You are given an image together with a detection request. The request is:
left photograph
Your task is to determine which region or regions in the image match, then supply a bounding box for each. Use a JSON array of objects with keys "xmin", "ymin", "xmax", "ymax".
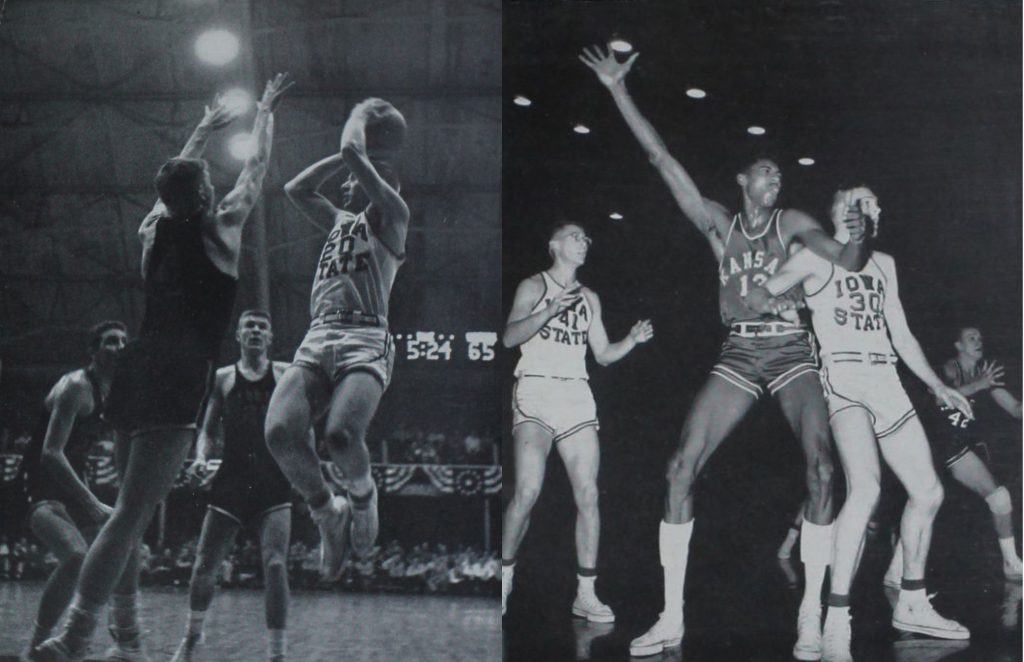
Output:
[{"xmin": 0, "ymin": 1, "xmax": 501, "ymax": 661}]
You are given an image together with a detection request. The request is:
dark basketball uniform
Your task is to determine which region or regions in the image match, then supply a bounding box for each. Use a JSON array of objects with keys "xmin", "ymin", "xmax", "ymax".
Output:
[
  {"xmin": 922, "ymin": 359, "xmax": 985, "ymax": 469},
  {"xmin": 106, "ymin": 210, "xmax": 238, "ymax": 431},
  {"xmin": 207, "ymin": 365, "xmax": 292, "ymax": 527},
  {"xmin": 17, "ymin": 368, "xmax": 110, "ymax": 526},
  {"xmin": 711, "ymin": 209, "xmax": 820, "ymax": 398}
]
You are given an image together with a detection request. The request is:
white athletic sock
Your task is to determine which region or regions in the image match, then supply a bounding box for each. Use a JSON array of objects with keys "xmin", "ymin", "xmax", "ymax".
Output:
[
  {"xmin": 577, "ymin": 574, "xmax": 596, "ymax": 594},
  {"xmin": 187, "ymin": 610, "xmax": 207, "ymax": 637},
  {"xmin": 660, "ymin": 520, "xmax": 693, "ymax": 620},
  {"xmin": 799, "ymin": 518, "xmax": 832, "ymax": 611},
  {"xmin": 268, "ymin": 629, "xmax": 286, "ymax": 657},
  {"xmin": 110, "ymin": 592, "xmax": 140, "ymax": 634},
  {"xmin": 999, "ymin": 537, "xmax": 1020, "ymax": 563},
  {"xmin": 898, "ymin": 587, "xmax": 927, "ymax": 606}
]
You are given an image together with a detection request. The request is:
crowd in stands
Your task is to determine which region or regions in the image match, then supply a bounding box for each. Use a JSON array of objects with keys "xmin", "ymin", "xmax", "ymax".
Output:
[{"xmin": 0, "ymin": 535, "xmax": 499, "ymax": 597}]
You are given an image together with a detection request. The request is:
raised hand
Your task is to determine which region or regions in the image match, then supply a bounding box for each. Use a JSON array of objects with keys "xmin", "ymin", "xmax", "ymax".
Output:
[
  {"xmin": 979, "ymin": 360, "xmax": 1005, "ymax": 389},
  {"xmin": 936, "ymin": 384, "xmax": 974, "ymax": 420},
  {"xmin": 630, "ymin": 319, "xmax": 654, "ymax": 344},
  {"xmin": 201, "ymin": 94, "xmax": 239, "ymax": 130},
  {"xmin": 260, "ymin": 72, "xmax": 294, "ymax": 112},
  {"xmin": 579, "ymin": 44, "xmax": 639, "ymax": 88},
  {"xmin": 545, "ymin": 284, "xmax": 583, "ymax": 318},
  {"xmin": 843, "ymin": 208, "xmax": 868, "ymax": 244}
]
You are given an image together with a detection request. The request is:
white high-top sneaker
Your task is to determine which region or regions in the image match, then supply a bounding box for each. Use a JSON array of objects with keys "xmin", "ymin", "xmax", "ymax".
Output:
[{"xmin": 629, "ymin": 612, "xmax": 683, "ymax": 657}]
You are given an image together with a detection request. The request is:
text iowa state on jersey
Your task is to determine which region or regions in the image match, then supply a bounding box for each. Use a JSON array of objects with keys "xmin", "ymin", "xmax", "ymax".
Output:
[
  {"xmin": 831, "ymin": 272, "xmax": 887, "ymax": 332},
  {"xmin": 316, "ymin": 218, "xmax": 371, "ymax": 281},
  {"xmin": 538, "ymin": 298, "xmax": 590, "ymax": 345}
]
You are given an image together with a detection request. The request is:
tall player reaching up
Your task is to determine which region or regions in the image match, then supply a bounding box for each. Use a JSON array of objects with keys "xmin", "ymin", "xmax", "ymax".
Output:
[
  {"xmin": 265, "ymin": 98, "xmax": 409, "ymax": 580},
  {"xmin": 747, "ymin": 187, "xmax": 972, "ymax": 661},
  {"xmin": 34, "ymin": 74, "xmax": 291, "ymax": 662},
  {"xmin": 581, "ymin": 45, "xmax": 867, "ymax": 659},
  {"xmin": 502, "ymin": 222, "xmax": 653, "ymax": 621}
]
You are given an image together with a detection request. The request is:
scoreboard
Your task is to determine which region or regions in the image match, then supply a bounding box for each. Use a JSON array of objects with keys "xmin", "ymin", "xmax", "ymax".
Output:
[{"xmin": 393, "ymin": 331, "xmax": 498, "ymax": 365}]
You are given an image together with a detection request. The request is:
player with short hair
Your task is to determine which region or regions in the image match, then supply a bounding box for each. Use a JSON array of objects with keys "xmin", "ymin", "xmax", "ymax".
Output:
[
  {"xmin": 34, "ymin": 74, "xmax": 291, "ymax": 662},
  {"xmin": 581, "ymin": 45, "xmax": 868, "ymax": 658},
  {"xmin": 884, "ymin": 326, "xmax": 1023, "ymax": 587},
  {"xmin": 747, "ymin": 187, "xmax": 973, "ymax": 661},
  {"xmin": 171, "ymin": 311, "xmax": 301, "ymax": 662},
  {"xmin": 18, "ymin": 322, "xmax": 127, "ymax": 656},
  {"xmin": 501, "ymin": 221, "xmax": 653, "ymax": 621},
  {"xmin": 264, "ymin": 98, "xmax": 409, "ymax": 580}
]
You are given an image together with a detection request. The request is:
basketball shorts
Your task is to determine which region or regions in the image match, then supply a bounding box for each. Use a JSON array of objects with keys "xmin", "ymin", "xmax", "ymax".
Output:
[
  {"xmin": 820, "ymin": 358, "xmax": 916, "ymax": 439},
  {"xmin": 208, "ymin": 469, "xmax": 293, "ymax": 529},
  {"xmin": 293, "ymin": 325, "xmax": 394, "ymax": 390},
  {"xmin": 711, "ymin": 331, "xmax": 820, "ymax": 398},
  {"xmin": 512, "ymin": 376, "xmax": 598, "ymax": 442},
  {"xmin": 105, "ymin": 338, "xmax": 215, "ymax": 432},
  {"xmin": 921, "ymin": 401, "xmax": 982, "ymax": 469}
]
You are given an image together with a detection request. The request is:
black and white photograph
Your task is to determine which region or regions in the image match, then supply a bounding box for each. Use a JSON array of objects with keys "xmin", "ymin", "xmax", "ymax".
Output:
[
  {"xmin": 0, "ymin": 1, "xmax": 500, "ymax": 660},
  {"xmin": 501, "ymin": 2, "xmax": 1021, "ymax": 661}
]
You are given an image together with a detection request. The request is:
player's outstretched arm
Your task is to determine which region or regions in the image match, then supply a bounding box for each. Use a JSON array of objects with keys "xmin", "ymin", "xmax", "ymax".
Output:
[
  {"xmin": 990, "ymin": 388, "xmax": 1022, "ymax": 420},
  {"xmin": 745, "ymin": 249, "xmax": 823, "ymax": 315},
  {"xmin": 180, "ymin": 96, "xmax": 240, "ymax": 160},
  {"xmin": 584, "ymin": 290, "xmax": 653, "ymax": 366},
  {"xmin": 948, "ymin": 359, "xmax": 1006, "ymax": 398},
  {"xmin": 40, "ymin": 374, "xmax": 110, "ymax": 524},
  {"xmin": 783, "ymin": 208, "xmax": 869, "ymax": 272},
  {"xmin": 218, "ymin": 73, "xmax": 292, "ymax": 227},
  {"xmin": 502, "ymin": 276, "xmax": 581, "ymax": 348},
  {"xmin": 340, "ymin": 98, "xmax": 410, "ymax": 256},
  {"xmin": 881, "ymin": 255, "xmax": 972, "ymax": 418},
  {"xmin": 187, "ymin": 368, "xmax": 228, "ymax": 482},
  {"xmin": 283, "ymin": 153, "xmax": 346, "ymax": 227},
  {"xmin": 580, "ymin": 45, "xmax": 730, "ymax": 259}
]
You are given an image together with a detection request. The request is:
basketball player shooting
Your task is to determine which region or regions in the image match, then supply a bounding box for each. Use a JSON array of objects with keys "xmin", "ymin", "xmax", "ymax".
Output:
[
  {"xmin": 581, "ymin": 44, "xmax": 867, "ymax": 659},
  {"xmin": 265, "ymin": 98, "xmax": 409, "ymax": 581}
]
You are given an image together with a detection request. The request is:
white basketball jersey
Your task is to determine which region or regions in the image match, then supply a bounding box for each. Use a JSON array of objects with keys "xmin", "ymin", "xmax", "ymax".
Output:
[
  {"xmin": 803, "ymin": 252, "xmax": 894, "ymax": 357},
  {"xmin": 514, "ymin": 272, "xmax": 592, "ymax": 379},
  {"xmin": 310, "ymin": 209, "xmax": 403, "ymax": 321}
]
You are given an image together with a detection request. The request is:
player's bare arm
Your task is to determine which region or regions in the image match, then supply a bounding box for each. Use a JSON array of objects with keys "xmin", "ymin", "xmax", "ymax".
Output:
[
  {"xmin": 780, "ymin": 207, "xmax": 870, "ymax": 272},
  {"xmin": 502, "ymin": 275, "xmax": 582, "ymax": 348},
  {"xmin": 990, "ymin": 388, "xmax": 1022, "ymax": 420},
  {"xmin": 283, "ymin": 153, "xmax": 347, "ymax": 228},
  {"xmin": 187, "ymin": 368, "xmax": 230, "ymax": 481},
  {"xmin": 744, "ymin": 248, "xmax": 824, "ymax": 315},
  {"xmin": 580, "ymin": 45, "xmax": 730, "ymax": 259},
  {"xmin": 40, "ymin": 373, "xmax": 109, "ymax": 523},
  {"xmin": 340, "ymin": 98, "xmax": 411, "ymax": 256},
  {"xmin": 583, "ymin": 289, "xmax": 653, "ymax": 366},
  {"xmin": 948, "ymin": 359, "xmax": 1006, "ymax": 398},
  {"xmin": 879, "ymin": 255, "xmax": 972, "ymax": 418},
  {"xmin": 137, "ymin": 97, "xmax": 240, "ymax": 272},
  {"xmin": 216, "ymin": 73, "xmax": 292, "ymax": 229}
]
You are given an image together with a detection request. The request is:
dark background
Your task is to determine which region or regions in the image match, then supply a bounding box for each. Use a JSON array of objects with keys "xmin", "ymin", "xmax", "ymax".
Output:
[{"xmin": 502, "ymin": 1, "xmax": 1021, "ymax": 660}]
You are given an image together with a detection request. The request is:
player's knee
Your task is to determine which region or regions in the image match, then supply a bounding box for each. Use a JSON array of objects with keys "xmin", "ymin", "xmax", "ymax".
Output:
[
  {"xmin": 848, "ymin": 478, "xmax": 881, "ymax": 512},
  {"xmin": 806, "ymin": 453, "xmax": 834, "ymax": 493},
  {"xmin": 61, "ymin": 548, "xmax": 86, "ymax": 569},
  {"xmin": 986, "ymin": 486, "xmax": 1013, "ymax": 515},
  {"xmin": 324, "ymin": 421, "xmax": 367, "ymax": 454},
  {"xmin": 192, "ymin": 553, "xmax": 219, "ymax": 577},
  {"xmin": 263, "ymin": 554, "xmax": 287, "ymax": 577},
  {"xmin": 513, "ymin": 482, "xmax": 542, "ymax": 511},
  {"xmin": 573, "ymin": 482, "xmax": 600, "ymax": 514},
  {"xmin": 665, "ymin": 455, "xmax": 695, "ymax": 494}
]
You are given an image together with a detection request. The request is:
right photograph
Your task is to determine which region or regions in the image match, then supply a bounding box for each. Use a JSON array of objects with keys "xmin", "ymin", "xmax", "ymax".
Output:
[{"xmin": 501, "ymin": 2, "xmax": 1022, "ymax": 661}]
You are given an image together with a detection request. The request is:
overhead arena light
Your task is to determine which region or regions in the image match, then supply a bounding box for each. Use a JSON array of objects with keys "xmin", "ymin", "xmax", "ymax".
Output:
[
  {"xmin": 609, "ymin": 39, "xmax": 633, "ymax": 53},
  {"xmin": 798, "ymin": 157, "xmax": 815, "ymax": 166},
  {"xmin": 513, "ymin": 95, "xmax": 532, "ymax": 107},
  {"xmin": 609, "ymin": 212, "xmax": 623, "ymax": 220},
  {"xmin": 220, "ymin": 88, "xmax": 252, "ymax": 115},
  {"xmin": 573, "ymin": 124, "xmax": 591, "ymax": 134},
  {"xmin": 685, "ymin": 88, "xmax": 707, "ymax": 99},
  {"xmin": 228, "ymin": 132, "xmax": 257, "ymax": 160},
  {"xmin": 746, "ymin": 125, "xmax": 766, "ymax": 136},
  {"xmin": 195, "ymin": 29, "xmax": 240, "ymax": 66}
]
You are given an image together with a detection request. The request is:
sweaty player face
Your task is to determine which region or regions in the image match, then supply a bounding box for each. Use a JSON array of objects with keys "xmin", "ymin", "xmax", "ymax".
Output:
[
  {"xmin": 957, "ymin": 328, "xmax": 983, "ymax": 360},
  {"xmin": 739, "ymin": 160, "xmax": 782, "ymax": 208},
  {"xmin": 551, "ymin": 225, "xmax": 591, "ymax": 266},
  {"xmin": 237, "ymin": 315, "xmax": 272, "ymax": 353}
]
